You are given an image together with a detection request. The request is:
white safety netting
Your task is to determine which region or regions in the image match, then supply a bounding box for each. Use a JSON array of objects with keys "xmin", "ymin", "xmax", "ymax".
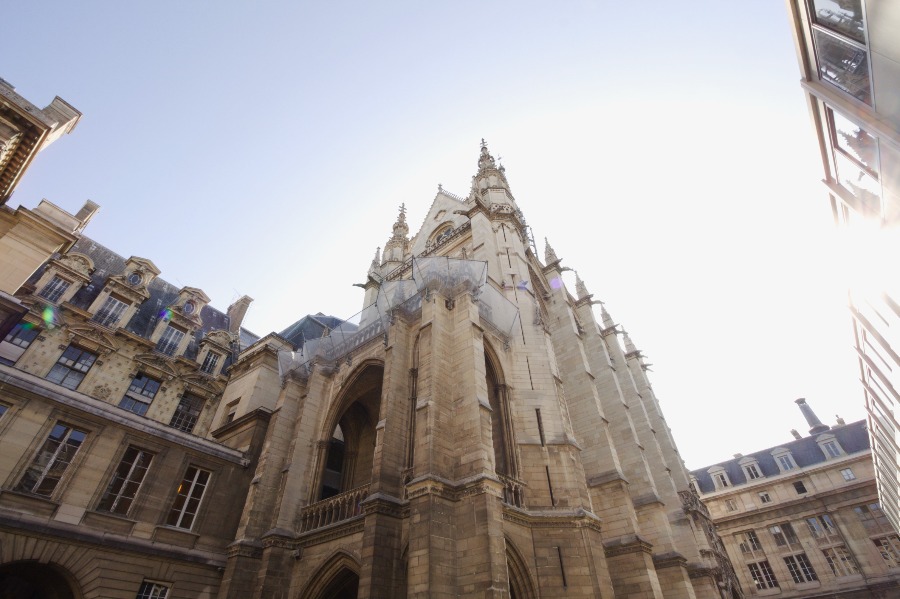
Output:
[{"xmin": 278, "ymin": 257, "xmax": 520, "ymax": 379}]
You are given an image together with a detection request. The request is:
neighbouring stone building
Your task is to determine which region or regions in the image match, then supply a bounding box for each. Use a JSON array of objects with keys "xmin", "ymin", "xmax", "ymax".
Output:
[
  {"xmin": 692, "ymin": 398, "xmax": 900, "ymax": 598},
  {"xmin": 0, "ymin": 109, "xmax": 741, "ymax": 597}
]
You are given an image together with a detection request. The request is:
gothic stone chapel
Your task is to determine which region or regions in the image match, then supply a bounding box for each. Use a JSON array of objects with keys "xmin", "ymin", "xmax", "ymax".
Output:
[{"xmin": 216, "ymin": 143, "xmax": 738, "ymax": 599}]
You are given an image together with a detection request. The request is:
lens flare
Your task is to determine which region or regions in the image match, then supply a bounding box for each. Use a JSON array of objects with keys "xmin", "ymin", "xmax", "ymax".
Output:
[
  {"xmin": 42, "ymin": 306, "xmax": 55, "ymax": 328},
  {"xmin": 159, "ymin": 308, "xmax": 173, "ymax": 321},
  {"xmin": 20, "ymin": 321, "xmax": 35, "ymax": 330},
  {"xmin": 550, "ymin": 277, "xmax": 563, "ymax": 290}
]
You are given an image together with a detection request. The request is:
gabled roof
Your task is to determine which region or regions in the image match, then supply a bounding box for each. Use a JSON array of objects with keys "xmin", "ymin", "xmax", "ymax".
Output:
[{"xmin": 690, "ymin": 419, "xmax": 869, "ymax": 494}]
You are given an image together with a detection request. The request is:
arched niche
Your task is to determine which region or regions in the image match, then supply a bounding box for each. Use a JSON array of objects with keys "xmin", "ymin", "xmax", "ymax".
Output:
[
  {"xmin": 318, "ymin": 362, "xmax": 384, "ymax": 500},
  {"xmin": 485, "ymin": 342, "xmax": 516, "ymax": 477}
]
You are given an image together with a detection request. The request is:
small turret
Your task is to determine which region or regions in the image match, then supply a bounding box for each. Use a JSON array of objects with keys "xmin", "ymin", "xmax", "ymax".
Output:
[
  {"xmin": 382, "ymin": 204, "xmax": 410, "ymax": 266},
  {"xmin": 470, "ymin": 139, "xmax": 515, "ymax": 207},
  {"xmin": 575, "ymin": 272, "xmax": 590, "ymax": 300},
  {"xmin": 368, "ymin": 247, "xmax": 381, "ymax": 276},
  {"xmin": 623, "ymin": 330, "xmax": 638, "ymax": 354}
]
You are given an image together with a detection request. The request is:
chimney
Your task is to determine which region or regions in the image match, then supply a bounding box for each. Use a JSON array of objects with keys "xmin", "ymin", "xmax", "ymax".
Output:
[
  {"xmin": 74, "ymin": 200, "xmax": 99, "ymax": 233},
  {"xmin": 733, "ymin": 453, "xmax": 743, "ymax": 459},
  {"xmin": 227, "ymin": 295, "xmax": 254, "ymax": 334},
  {"xmin": 790, "ymin": 429, "xmax": 802, "ymax": 440},
  {"xmin": 795, "ymin": 398, "xmax": 830, "ymax": 435},
  {"xmin": 836, "ymin": 415, "xmax": 846, "ymax": 426}
]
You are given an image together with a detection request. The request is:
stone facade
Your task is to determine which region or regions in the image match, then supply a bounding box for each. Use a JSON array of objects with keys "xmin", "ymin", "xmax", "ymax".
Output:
[
  {"xmin": 692, "ymin": 400, "xmax": 900, "ymax": 598},
  {"xmin": 0, "ymin": 141, "xmax": 739, "ymax": 598}
]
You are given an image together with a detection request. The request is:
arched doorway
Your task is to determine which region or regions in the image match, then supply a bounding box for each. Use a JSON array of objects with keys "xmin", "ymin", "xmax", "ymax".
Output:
[
  {"xmin": 315, "ymin": 568, "xmax": 358, "ymax": 599},
  {"xmin": 318, "ymin": 364, "xmax": 383, "ymax": 500},
  {"xmin": 0, "ymin": 561, "xmax": 80, "ymax": 599}
]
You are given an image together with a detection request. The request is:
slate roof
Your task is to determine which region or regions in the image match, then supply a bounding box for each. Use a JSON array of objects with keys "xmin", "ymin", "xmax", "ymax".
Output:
[
  {"xmin": 29, "ymin": 236, "xmax": 260, "ymax": 363},
  {"xmin": 690, "ymin": 419, "xmax": 869, "ymax": 494},
  {"xmin": 278, "ymin": 313, "xmax": 354, "ymax": 350}
]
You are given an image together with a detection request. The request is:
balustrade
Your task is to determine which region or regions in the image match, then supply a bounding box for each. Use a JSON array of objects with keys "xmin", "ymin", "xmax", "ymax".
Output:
[{"xmin": 299, "ymin": 484, "xmax": 370, "ymax": 532}]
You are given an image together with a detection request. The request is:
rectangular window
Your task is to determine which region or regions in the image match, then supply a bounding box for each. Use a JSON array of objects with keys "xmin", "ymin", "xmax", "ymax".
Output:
[
  {"xmin": 0, "ymin": 403, "xmax": 8, "ymax": 419},
  {"xmin": 813, "ymin": 28, "xmax": 870, "ymax": 104},
  {"xmin": 16, "ymin": 423, "xmax": 87, "ymax": 496},
  {"xmin": 771, "ymin": 523, "xmax": 800, "ymax": 547},
  {"xmin": 93, "ymin": 295, "xmax": 128, "ymax": 328},
  {"xmin": 784, "ymin": 553, "xmax": 818, "ymax": 583},
  {"xmin": 807, "ymin": 514, "xmax": 839, "ymax": 540},
  {"xmin": 97, "ymin": 446, "xmax": 154, "ymax": 515},
  {"xmin": 156, "ymin": 325, "xmax": 186, "ymax": 356},
  {"xmin": 166, "ymin": 466, "xmax": 211, "ymax": 530},
  {"xmin": 811, "ymin": 0, "xmax": 865, "ymax": 43},
  {"xmin": 725, "ymin": 498, "xmax": 738, "ymax": 512},
  {"xmin": 822, "ymin": 440, "xmax": 841, "ymax": 457},
  {"xmin": 841, "ymin": 468, "xmax": 856, "ymax": 481},
  {"xmin": 855, "ymin": 503, "xmax": 892, "ymax": 534},
  {"xmin": 874, "ymin": 535, "xmax": 900, "ymax": 568},
  {"xmin": 759, "ymin": 492, "xmax": 772, "ymax": 504},
  {"xmin": 748, "ymin": 560, "xmax": 779, "ymax": 590},
  {"xmin": 745, "ymin": 463, "xmax": 763, "ymax": 480},
  {"xmin": 4, "ymin": 322, "xmax": 39, "ymax": 348},
  {"xmin": 738, "ymin": 531, "xmax": 763, "ymax": 555},
  {"xmin": 46, "ymin": 345, "xmax": 98, "ymax": 390},
  {"xmin": 38, "ymin": 276, "xmax": 71, "ymax": 303},
  {"xmin": 822, "ymin": 546, "xmax": 859, "ymax": 577},
  {"xmin": 777, "ymin": 455, "xmax": 795, "ymax": 471},
  {"xmin": 714, "ymin": 472, "xmax": 729, "ymax": 488},
  {"xmin": 135, "ymin": 581, "xmax": 169, "ymax": 599},
  {"xmin": 119, "ymin": 374, "xmax": 161, "ymax": 416},
  {"xmin": 794, "ymin": 481, "xmax": 808, "ymax": 494},
  {"xmin": 1, "ymin": 322, "xmax": 40, "ymax": 365},
  {"xmin": 169, "ymin": 394, "xmax": 204, "ymax": 433},
  {"xmin": 200, "ymin": 351, "xmax": 220, "ymax": 374}
]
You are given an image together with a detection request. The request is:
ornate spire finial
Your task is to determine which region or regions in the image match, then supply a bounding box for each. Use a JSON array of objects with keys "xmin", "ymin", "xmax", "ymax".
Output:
[
  {"xmin": 478, "ymin": 139, "xmax": 496, "ymax": 170},
  {"xmin": 438, "ymin": 183, "xmax": 442, "ymax": 192},
  {"xmin": 623, "ymin": 330, "xmax": 638, "ymax": 353},
  {"xmin": 575, "ymin": 271, "xmax": 589, "ymax": 299},
  {"xmin": 372, "ymin": 247, "xmax": 381, "ymax": 267},
  {"xmin": 544, "ymin": 238, "xmax": 559, "ymax": 264},
  {"xmin": 390, "ymin": 203, "xmax": 409, "ymax": 240}
]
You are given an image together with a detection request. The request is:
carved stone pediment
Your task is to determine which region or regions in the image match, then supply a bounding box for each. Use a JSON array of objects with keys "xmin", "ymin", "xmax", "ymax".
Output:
[
  {"xmin": 134, "ymin": 353, "xmax": 178, "ymax": 380},
  {"xmin": 202, "ymin": 329, "xmax": 233, "ymax": 351},
  {"xmin": 104, "ymin": 274, "xmax": 150, "ymax": 303},
  {"xmin": 181, "ymin": 373, "xmax": 225, "ymax": 396},
  {"xmin": 66, "ymin": 326, "xmax": 118, "ymax": 354},
  {"xmin": 56, "ymin": 252, "xmax": 94, "ymax": 280}
]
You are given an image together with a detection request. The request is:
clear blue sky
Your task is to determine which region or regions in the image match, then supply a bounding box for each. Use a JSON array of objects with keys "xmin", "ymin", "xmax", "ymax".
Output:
[{"xmin": 4, "ymin": 1, "xmax": 865, "ymax": 467}]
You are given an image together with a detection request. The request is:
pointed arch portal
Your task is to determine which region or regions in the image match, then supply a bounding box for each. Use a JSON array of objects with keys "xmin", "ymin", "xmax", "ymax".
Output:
[{"xmin": 319, "ymin": 363, "xmax": 384, "ymax": 500}]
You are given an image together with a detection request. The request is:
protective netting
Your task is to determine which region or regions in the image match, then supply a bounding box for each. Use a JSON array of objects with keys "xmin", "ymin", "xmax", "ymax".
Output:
[{"xmin": 278, "ymin": 257, "xmax": 520, "ymax": 379}]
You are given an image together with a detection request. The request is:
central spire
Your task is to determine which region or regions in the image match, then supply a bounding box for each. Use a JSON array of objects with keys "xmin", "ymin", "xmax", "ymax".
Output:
[{"xmin": 470, "ymin": 139, "xmax": 515, "ymax": 207}]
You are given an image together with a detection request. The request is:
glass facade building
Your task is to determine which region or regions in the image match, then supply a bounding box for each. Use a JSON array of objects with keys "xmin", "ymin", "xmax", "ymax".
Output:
[{"xmin": 785, "ymin": 0, "xmax": 900, "ymax": 530}]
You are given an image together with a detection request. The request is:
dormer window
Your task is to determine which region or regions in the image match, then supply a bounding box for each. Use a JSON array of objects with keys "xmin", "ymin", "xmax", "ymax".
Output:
[
  {"xmin": 92, "ymin": 295, "xmax": 128, "ymax": 328},
  {"xmin": 38, "ymin": 276, "xmax": 71, "ymax": 303},
  {"xmin": 708, "ymin": 466, "xmax": 731, "ymax": 490},
  {"xmin": 156, "ymin": 325, "xmax": 186, "ymax": 357},
  {"xmin": 200, "ymin": 351, "xmax": 220, "ymax": 375},
  {"xmin": 772, "ymin": 448, "xmax": 797, "ymax": 472},
  {"xmin": 817, "ymin": 434, "xmax": 845, "ymax": 459},
  {"xmin": 739, "ymin": 457, "xmax": 765, "ymax": 481}
]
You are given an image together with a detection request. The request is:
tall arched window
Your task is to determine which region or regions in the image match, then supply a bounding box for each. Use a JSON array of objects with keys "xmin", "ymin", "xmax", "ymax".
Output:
[{"xmin": 485, "ymin": 347, "xmax": 516, "ymax": 477}]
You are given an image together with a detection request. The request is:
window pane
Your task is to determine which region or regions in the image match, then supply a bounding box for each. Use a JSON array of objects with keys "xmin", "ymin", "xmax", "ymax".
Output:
[
  {"xmin": 814, "ymin": 29, "xmax": 871, "ymax": 104},
  {"xmin": 811, "ymin": 0, "xmax": 865, "ymax": 44},
  {"xmin": 16, "ymin": 424, "xmax": 87, "ymax": 496},
  {"xmin": 832, "ymin": 110, "xmax": 878, "ymax": 172}
]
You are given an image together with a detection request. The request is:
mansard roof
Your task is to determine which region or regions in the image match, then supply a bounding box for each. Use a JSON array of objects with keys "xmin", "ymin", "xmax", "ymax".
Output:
[
  {"xmin": 690, "ymin": 419, "xmax": 869, "ymax": 494},
  {"xmin": 27, "ymin": 236, "xmax": 260, "ymax": 360}
]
